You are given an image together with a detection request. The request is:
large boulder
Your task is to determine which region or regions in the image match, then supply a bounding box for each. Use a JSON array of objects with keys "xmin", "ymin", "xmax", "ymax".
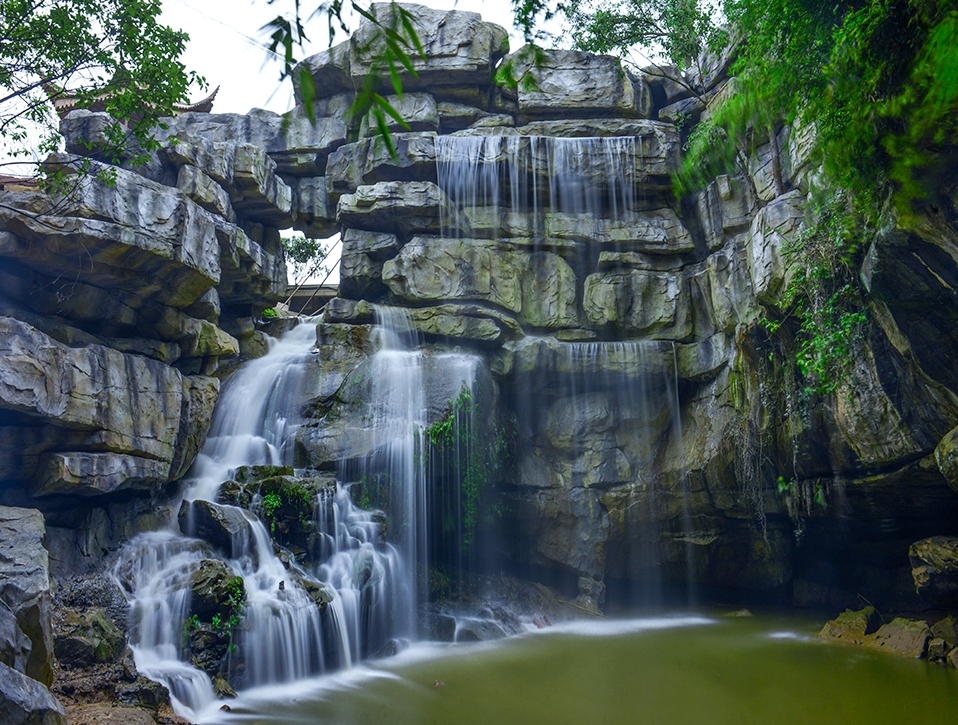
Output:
[
  {"xmin": 382, "ymin": 237, "xmax": 579, "ymax": 329},
  {"xmin": 863, "ymin": 618, "xmax": 932, "ymax": 658},
  {"xmin": 746, "ymin": 190, "xmax": 805, "ymax": 305},
  {"xmin": 508, "ymin": 47, "xmax": 652, "ymax": 121},
  {"xmin": 0, "ymin": 662, "xmax": 65, "ymax": 725},
  {"xmin": 819, "ymin": 606, "xmax": 880, "ymax": 646},
  {"xmin": 53, "ymin": 608, "xmax": 125, "ymax": 668},
  {"xmin": 178, "ymin": 500, "xmax": 257, "ymax": 563},
  {"xmin": 910, "ymin": 536, "xmax": 958, "ymax": 606},
  {"xmin": 348, "ymin": 4, "xmax": 509, "ymax": 99},
  {"xmin": 583, "ymin": 269, "xmax": 692, "ymax": 338},
  {"xmin": 188, "ymin": 560, "xmax": 244, "ymax": 623},
  {"xmin": 326, "ymin": 134, "xmax": 438, "ymax": 199},
  {"xmin": 0, "ymin": 317, "xmax": 218, "ymax": 497},
  {"xmin": 0, "ymin": 160, "xmax": 220, "ymax": 310},
  {"xmin": 0, "ymin": 601, "xmax": 30, "ymax": 675},
  {"xmin": 934, "ymin": 425, "xmax": 958, "ymax": 493},
  {"xmin": 337, "ymin": 182, "xmax": 460, "ymax": 236},
  {"xmin": 0, "ymin": 508, "xmax": 54, "ymax": 686}
]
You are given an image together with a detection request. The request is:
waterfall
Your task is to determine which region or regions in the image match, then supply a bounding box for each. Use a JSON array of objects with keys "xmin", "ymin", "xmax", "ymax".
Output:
[
  {"xmin": 436, "ymin": 135, "xmax": 689, "ymax": 606},
  {"xmin": 343, "ymin": 307, "xmax": 485, "ymax": 624},
  {"xmin": 114, "ymin": 320, "xmax": 413, "ymax": 719},
  {"xmin": 436, "ymin": 135, "xmax": 636, "ymax": 241},
  {"xmin": 114, "ymin": 310, "xmax": 489, "ymax": 719}
]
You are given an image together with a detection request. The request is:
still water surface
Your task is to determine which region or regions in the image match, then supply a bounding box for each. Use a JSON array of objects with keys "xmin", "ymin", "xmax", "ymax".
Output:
[{"xmin": 197, "ymin": 614, "xmax": 958, "ymax": 725}]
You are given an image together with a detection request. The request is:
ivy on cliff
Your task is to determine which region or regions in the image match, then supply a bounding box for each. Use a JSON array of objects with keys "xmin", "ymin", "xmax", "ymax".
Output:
[{"xmin": 677, "ymin": 0, "xmax": 958, "ymax": 216}]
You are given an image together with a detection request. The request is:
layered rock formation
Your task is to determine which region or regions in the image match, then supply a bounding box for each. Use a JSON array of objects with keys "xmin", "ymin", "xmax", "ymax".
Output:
[
  {"xmin": 4, "ymin": 3, "xmax": 958, "ymax": 717},
  {"xmin": 281, "ymin": 3, "xmax": 958, "ymax": 612}
]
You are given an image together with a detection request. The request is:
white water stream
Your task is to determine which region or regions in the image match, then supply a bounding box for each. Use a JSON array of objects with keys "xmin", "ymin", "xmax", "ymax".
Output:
[{"xmin": 115, "ymin": 315, "xmax": 481, "ymax": 721}]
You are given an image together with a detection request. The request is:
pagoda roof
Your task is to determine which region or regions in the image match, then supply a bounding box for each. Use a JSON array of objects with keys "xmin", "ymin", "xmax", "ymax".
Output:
[{"xmin": 44, "ymin": 83, "xmax": 220, "ymax": 121}]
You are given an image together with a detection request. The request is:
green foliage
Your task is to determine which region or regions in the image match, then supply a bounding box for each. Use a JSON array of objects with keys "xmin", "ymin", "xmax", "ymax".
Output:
[
  {"xmin": 424, "ymin": 384, "xmax": 515, "ymax": 555},
  {"xmin": 261, "ymin": 491, "xmax": 282, "ymax": 519},
  {"xmin": 677, "ymin": 0, "xmax": 958, "ymax": 217},
  {"xmin": 282, "ymin": 234, "xmax": 334, "ymax": 289},
  {"xmin": 258, "ymin": 480, "xmax": 314, "ymax": 536},
  {"xmin": 181, "ymin": 613, "xmax": 200, "ymax": 643},
  {"xmin": 425, "ymin": 386, "xmax": 473, "ymax": 447},
  {"xmin": 776, "ymin": 475, "xmax": 827, "ymax": 540},
  {"xmin": 762, "ymin": 193, "xmax": 869, "ymax": 397},
  {"xmin": 1, "ymin": 0, "xmax": 201, "ymax": 181},
  {"xmin": 511, "ymin": 0, "xmax": 727, "ymax": 72}
]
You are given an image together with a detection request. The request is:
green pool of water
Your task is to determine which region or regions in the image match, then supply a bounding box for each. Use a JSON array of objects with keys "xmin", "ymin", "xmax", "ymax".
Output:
[{"xmin": 202, "ymin": 614, "xmax": 958, "ymax": 725}]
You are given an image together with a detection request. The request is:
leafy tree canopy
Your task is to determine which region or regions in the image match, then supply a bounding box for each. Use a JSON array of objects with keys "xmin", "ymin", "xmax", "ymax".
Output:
[
  {"xmin": 0, "ymin": 0, "xmax": 202, "ymax": 179},
  {"xmin": 512, "ymin": 0, "xmax": 727, "ymax": 74}
]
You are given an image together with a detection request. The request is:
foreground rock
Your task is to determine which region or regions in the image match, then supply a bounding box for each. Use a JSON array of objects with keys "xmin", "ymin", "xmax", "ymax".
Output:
[
  {"xmin": 863, "ymin": 618, "xmax": 932, "ymax": 659},
  {"xmin": 819, "ymin": 607, "xmax": 880, "ymax": 646},
  {"xmin": 821, "ymin": 608, "xmax": 934, "ymax": 660},
  {"xmin": 0, "ymin": 662, "xmax": 65, "ymax": 725},
  {"xmin": 0, "ymin": 507, "xmax": 54, "ymax": 686}
]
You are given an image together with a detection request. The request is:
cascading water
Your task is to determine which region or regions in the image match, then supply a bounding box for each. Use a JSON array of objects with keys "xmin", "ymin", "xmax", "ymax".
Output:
[
  {"xmin": 436, "ymin": 134, "xmax": 689, "ymax": 605},
  {"xmin": 341, "ymin": 306, "xmax": 486, "ymax": 622},
  {"xmin": 115, "ymin": 321, "xmax": 412, "ymax": 719},
  {"xmin": 436, "ymin": 134, "xmax": 636, "ymax": 241},
  {"xmin": 115, "ymin": 310, "xmax": 487, "ymax": 720}
]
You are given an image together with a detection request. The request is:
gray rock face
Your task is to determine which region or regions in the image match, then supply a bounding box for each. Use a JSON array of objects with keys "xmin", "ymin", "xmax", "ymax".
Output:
[
  {"xmin": 178, "ymin": 500, "xmax": 257, "ymax": 563},
  {"xmin": 0, "ymin": 167, "xmax": 219, "ymax": 310},
  {"xmin": 0, "ymin": 508, "xmax": 54, "ymax": 687},
  {"xmin": 292, "ymin": 41, "xmax": 352, "ymax": 102},
  {"xmin": 0, "ymin": 601, "xmax": 31, "ymax": 675},
  {"xmin": 5, "ymin": 1, "xmax": 958, "ymax": 638},
  {"xmin": 0, "ymin": 317, "xmax": 219, "ymax": 497},
  {"xmin": 188, "ymin": 559, "xmax": 244, "ymax": 622},
  {"xmin": 326, "ymin": 134, "xmax": 438, "ymax": 199},
  {"xmin": 0, "ymin": 662, "xmax": 65, "ymax": 725},
  {"xmin": 508, "ymin": 47, "xmax": 652, "ymax": 121},
  {"xmin": 338, "ymin": 182, "xmax": 459, "ymax": 236},
  {"xmin": 382, "ymin": 237, "xmax": 579, "ymax": 328},
  {"xmin": 53, "ymin": 607, "xmax": 125, "ymax": 668},
  {"xmin": 349, "ymin": 4, "xmax": 508, "ymax": 97}
]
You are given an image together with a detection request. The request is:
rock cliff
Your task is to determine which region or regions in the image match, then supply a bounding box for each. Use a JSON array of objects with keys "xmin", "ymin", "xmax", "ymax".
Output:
[
  {"xmin": 3, "ymin": 1, "xmax": 958, "ymax": 718},
  {"xmin": 280, "ymin": 3, "xmax": 958, "ymax": 612}
]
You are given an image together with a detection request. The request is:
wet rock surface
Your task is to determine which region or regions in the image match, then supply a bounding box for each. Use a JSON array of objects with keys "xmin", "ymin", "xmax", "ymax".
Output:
[{"xmin": 3, "ymin": 5, "xmax": 958, "ymax": 718}]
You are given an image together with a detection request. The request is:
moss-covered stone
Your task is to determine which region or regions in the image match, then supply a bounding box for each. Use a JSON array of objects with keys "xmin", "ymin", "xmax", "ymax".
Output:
[
  {"xmin": 819, "ymin": 606, "xmax": 879, "ymax": 645},
  {"xmin": 54, "ymin": 608, "xmax": 125, "ymax": 667},
  {"xmin": 863, "ymin": 618, "xmax": 931, "ymax": 659}
]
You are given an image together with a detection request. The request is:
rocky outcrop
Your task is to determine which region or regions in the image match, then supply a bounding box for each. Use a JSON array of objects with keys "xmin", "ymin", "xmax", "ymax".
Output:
[
  {"xmin": 237, "ymin": 4, "xmax": 958, "ymax": 611},
  {"xmin": 910, "ymin": 537, "xmax": 958, "ymax": 606},
  {"xmin": 5, "ymin": 10, "xmax": 958, "ymax": 703},
  {"xmin": 0, "ymin": 662, "xmax": 66, "ymax": 725},
  {"xmin": 0, "ymin": 508, "xmax": 54, "ymax": 687}
]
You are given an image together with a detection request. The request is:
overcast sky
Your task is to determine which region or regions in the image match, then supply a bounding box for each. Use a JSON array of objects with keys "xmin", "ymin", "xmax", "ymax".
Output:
[
  {"xmin": 157, "ymin": 0, "xmax": 533, "ymax": 285},
  {"xmin": 159, "ymin": 0, "xmax": 528, "ymax": 116}
]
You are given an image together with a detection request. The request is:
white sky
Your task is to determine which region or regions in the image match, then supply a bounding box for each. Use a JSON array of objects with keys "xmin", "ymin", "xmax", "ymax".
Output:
[
  {"xmin": 159, "ymin": 0, "xmax": 539, "ymax": 286},
  {"xmin": 159, "ymin": 0, "xmax": 530, "ymax": 116}
]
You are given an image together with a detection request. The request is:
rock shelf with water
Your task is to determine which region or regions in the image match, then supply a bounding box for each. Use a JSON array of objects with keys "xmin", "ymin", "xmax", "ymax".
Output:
[{"xmin": 4, "ymin": 3, "xmax": 958, "ymax": 722}]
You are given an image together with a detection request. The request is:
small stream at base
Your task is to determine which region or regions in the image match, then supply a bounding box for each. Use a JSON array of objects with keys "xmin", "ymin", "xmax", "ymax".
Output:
[{"xmin": 186, "ymin": 612, "xmax": 958, "ymax": 725}]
